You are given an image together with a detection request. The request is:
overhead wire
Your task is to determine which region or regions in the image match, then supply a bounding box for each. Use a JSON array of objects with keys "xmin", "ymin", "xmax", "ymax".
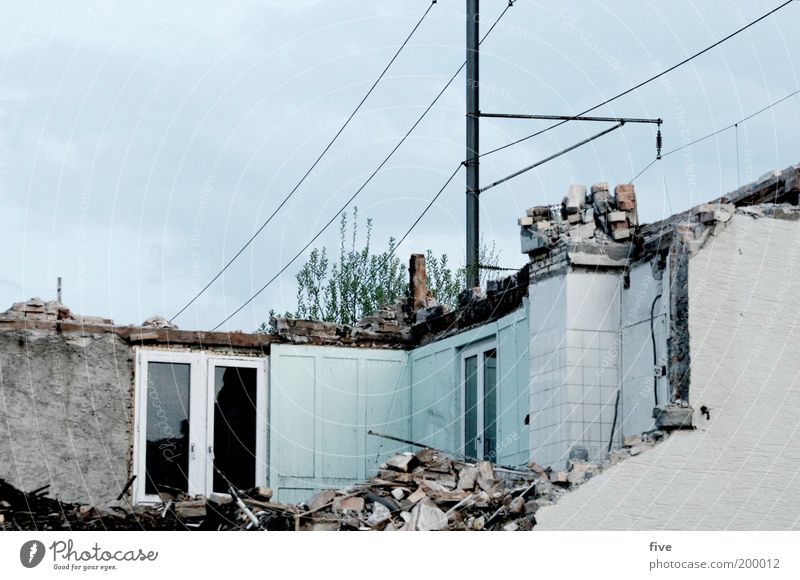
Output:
[
  {"xmin": 170, "ymin": 0, "xmax": 439, "ymax": 322},
  {"xmin": 212, "ymin": 1, "xmax": 798, "ymax": 330},
  {"xmin": 376, "ymin": 121, "xmax": 630, "ymax": 279},
  {"xmin": 631, "ymin": 87, "xmax": 800, "ymax": 182},
  {"xmin": 480, "ymin": 0, "xmax": 796, "ymax": 159},
  {"xmin": 211, "ymin": 2, "xmax": 517, "ymax": 330}
]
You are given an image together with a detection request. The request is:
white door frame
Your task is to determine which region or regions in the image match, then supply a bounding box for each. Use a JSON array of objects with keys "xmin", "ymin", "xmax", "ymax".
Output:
[
  {"xmin": 133, "ymin": 348, "xmax": 268, "ymax": 504},
  {"xmin": 205, "ymin": 355, "xmax": 268, "ymax": 495},
  {"xmin": 460, "ymin": 338, "xmax": 497, "ymax": 460}
]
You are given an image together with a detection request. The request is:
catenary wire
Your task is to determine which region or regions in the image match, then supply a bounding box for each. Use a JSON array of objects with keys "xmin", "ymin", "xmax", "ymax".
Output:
[
  {"xmin": 631, "ymin": 87, "xmax": 800, "ymax": 182},
  {"xmin": 170, "ymin": 0, "xmax": 438, "ymax": 322},
  {"xmin": 211, "ymin": 2, "xmax": 516, "ymax": 330},
  {"xmin": 376, "ymin": 120, "xmax": 630, "ymax": 281},
  {"xmin": 481, "ymin": 0, "xmax": 796, "ymax": 159}
]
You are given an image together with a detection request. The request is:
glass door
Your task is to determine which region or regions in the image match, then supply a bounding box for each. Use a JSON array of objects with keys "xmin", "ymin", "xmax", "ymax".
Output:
[
  {"xmin": 206, "ymin": 357, "xmax": 268, "ymax": 495},
  {"xmin": 134, "ymin": 350, "xmax": 267, "ymax": 503},
  {"xmin": 135, "ymin": 351, "xmax": 205, "ymax": 503},
  {"xmin": 461, "ymin": 342, "xmax": 498, "ymax": 461}
]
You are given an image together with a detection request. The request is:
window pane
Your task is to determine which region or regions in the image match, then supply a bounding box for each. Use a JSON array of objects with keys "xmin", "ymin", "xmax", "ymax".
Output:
[
  {"xmin": 483, "ymin": 350, "xmax": 497, "ymax": 461},
  {"xmin": 213, "ymin": 366, "xmax": 258, "ymax": 492},
  {"xmin": 464, "ymin": 355, "xmax": 479, "ymax": 460},
  {"xmin": 145, "ymin": 362, "xmax": 190, "ymax": 496}
]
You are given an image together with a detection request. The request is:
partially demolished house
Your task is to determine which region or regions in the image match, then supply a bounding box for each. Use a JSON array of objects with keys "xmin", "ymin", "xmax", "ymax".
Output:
[{"xmin": 1, "ymin": 163, "xmax": 799, "ymax": 529}]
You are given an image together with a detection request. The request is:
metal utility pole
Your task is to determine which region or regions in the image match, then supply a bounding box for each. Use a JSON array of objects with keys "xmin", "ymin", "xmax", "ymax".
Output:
[{"xmin": 465, "ymin": 0, "xmax": 480, "ymax": 289}]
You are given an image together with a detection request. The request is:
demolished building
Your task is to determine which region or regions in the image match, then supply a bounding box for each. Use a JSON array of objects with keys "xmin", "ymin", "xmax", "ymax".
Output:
[{"xmin": 1, "ymin": 163, "xmax": 799, "ymax": 529}]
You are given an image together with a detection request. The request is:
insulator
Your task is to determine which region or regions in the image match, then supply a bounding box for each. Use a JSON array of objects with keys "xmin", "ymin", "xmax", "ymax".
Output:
[{"xmin": 656, "ymin": 128, "xmax": 663, "ymax": 160}]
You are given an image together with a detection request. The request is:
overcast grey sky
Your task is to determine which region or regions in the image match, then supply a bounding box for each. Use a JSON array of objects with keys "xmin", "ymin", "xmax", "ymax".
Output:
[{"xmin": 0, "ymin": 0, "xmax": 797, "ymax": 331}]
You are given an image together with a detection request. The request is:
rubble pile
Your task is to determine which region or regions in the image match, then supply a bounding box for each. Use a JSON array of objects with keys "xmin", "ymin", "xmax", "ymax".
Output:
[
  {"xmin": 270, "ymin": 297, "xmax": 413, "ymax": 346},
  {"xmin": 0, "ymin": 298, "xmax": 113, "ymax": 326},
  {"xmin": 294, "ymin": 448, "xmax": 543, "ymax": 531},
  {"xmin": 519, "ymin": 182, "xmax": 640, "ymax": 257},
  {"xmin": 353, "ymin": 297, "xmax": 415, "ymax": 340},
  {"xmin": 0, "ymin": 479, "xmax": 291, "ymax": 531},
  {"xmin": 1, "ymin": 433, "xmax": 666, "ymax": 531},
  {"xmin": 141, "ymin": 316, "xmax": 179, "ymax": 330}
]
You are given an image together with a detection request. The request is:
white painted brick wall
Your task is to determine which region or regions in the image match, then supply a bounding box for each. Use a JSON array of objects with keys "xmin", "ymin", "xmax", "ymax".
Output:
[
  {"xmin": 529, "ymin": 275, "xmax": 568, "ymax": 467},
  {"xmin": 620, "ymin": 261, "xmax": 669, "ymax": 437},
  {"xmin": 535, "ymin": 214, "xmax": 800, "ymax": 530}
]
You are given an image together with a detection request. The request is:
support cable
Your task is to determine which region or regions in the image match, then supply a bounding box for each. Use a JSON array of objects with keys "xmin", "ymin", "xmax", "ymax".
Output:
[
  {"xmin": 481, "ymin": 0, "xmax": 796, "ymax": 159},
  {"xmin": 171, "ymin": 1, "xmax": 439, "ymax": 322},
  {"xmin": 480, "ymin": 122, "xmax": 625, "ymax": 193},
  {"xmin": 211, "ymin": 3, "xmax": 516, "ymax": 330},
  {"xmin": 630, "ymin": 87, "xmax": 800, "ymax": 182}
]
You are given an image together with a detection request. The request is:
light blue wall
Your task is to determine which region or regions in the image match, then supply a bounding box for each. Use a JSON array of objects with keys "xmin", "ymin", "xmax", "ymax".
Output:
[
  {"xmin": 269, "ymin": 344, "xmax": 410, "ymax": 503},
  {"xmin": 409, "ymin": 303, "xmax": 530, "ymax": 468},
  {"xmin": 268, "ymin": 305, "xmax": 530, "ymax": 502},
  {"xmin": 496, "ymin": 307, "xmax": 532, "ymax": 467}
]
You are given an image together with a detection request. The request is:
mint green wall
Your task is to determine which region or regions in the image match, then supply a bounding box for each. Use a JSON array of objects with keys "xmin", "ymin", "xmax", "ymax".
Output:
[
  {"xmin": 268, "ymin": 305, "xmax": 530, "ymax": 503},
  {"xmin": 409, "ymin": 303, "xmax": 530, "ymax": 467},
  {"xmin": 496, "ymin": 306, "xmax": 532, "ymax": 467},
  {"xmin": 269, "ymin": 344, "xmax": 410, "ymax": 503}
]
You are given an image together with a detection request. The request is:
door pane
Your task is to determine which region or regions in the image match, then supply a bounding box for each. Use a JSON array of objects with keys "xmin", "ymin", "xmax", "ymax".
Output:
[
  {"xmin": 483, "ymin": 349, "xmax": 498, "ymax": 461},
  {"xmin": 464, "ymin": 355, "xmax": 479, "ymax": 460},
  {"xmin": 213, "ymin": 367, "xmax": 258, "ymax": 492},
  {"xmin": 145, "ymin": 362, "xmax": 190, "ymax": 496}
]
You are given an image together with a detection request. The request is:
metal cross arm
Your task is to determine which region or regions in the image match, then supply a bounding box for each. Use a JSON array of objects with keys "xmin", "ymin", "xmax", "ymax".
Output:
[
  {"xmin": 476, "ymin": 112, "xmax": 662, "ymax": 125},
  {"xmin": 479, "ymin": 121, "xmax": 626, "ymax": 194}
]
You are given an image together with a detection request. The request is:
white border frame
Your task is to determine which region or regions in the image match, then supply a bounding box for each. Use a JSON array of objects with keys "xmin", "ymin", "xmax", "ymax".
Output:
[
  {"xmin": 460, "ymin": 337, "xmax": 497, "ymax": 460},
  {"xmin": 133, "ymin": 348, "xmax": 268, "ymax": 504},
  {"xmin": 205, "ymin": 355, "xmax": 268, "ymax": 495}
]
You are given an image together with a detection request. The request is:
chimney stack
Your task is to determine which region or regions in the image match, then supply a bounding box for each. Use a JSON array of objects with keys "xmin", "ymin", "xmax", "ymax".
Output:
[{"xmin": 409, "ymin": 254, "xmax": 428, "ymax": 312}]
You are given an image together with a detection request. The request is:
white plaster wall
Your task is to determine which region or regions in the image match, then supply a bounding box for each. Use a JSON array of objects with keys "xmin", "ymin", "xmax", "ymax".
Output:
[
  {"xmin": 536, "ymin": 214, "xmax": 800, "ymax": 530},
  {"xmin": 564, "ymin": 272, "xmax": 620, "ymax": 462},
  {"xmin": 529, "ymin": 275, "xmax": 568, "ymax": 468},
  {"xmin": 620, "ymin": 260, "xmax": 669, "ymax": 437},
  {"xmin": 529, "ymin": 272, "xmax": 621, "ymax": 468}
]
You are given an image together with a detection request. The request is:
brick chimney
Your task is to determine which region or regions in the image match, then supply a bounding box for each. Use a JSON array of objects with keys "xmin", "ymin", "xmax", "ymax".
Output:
[{"xmin": 409, "ymin": 253, "xmax": 428, "ymax": 312}]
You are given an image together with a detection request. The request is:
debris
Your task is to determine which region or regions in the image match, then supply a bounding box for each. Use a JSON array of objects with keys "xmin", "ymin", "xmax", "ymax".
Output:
[
  {"xmin": 141, "ymin": 316, "xmax": 178, "ymax": 329},
  {"xmin": 477, "ymin": 461, "xmax": 496, "ymax": 482},
  {"xmin": 208, "ymin": 492, "xmax": 233, "ymax": 505},
  {"xmin": 385, "ymin": 453, "xmax": 419, "ymax": 473},
  {"xmin": 366, "ymin": 503, "xmax": 392, "ymax": 528},
  {"xmin": 307, "ymin": 489, "xmax": 336, "ymax": 512},
  {"xmin": 567, "ymin": 471, "xmax": 586, "ymax": 485},
  {"xmin": 408, "ymin": 498, "xmax": 448, "ymax": 531},
  {"xmin": 174, "ymin": 500, "xmax": 206, "ymax": 519},
  {"xmin": 508, "ymin": 496, "xmax": 525, "ymax": 514},
  {"xmin": 527, "ymin": 461, "xmax": 547, "ymax": 476},
  {"xmin": 457, "ymin": 466, "xmax": 478, "ymax": 490},
  {"xmin": 333, "ymin": 496, "xmax": 365, "ymax": 514},
  {"xmin": 0, "ymin": 440, "xmax": 613, "ymax": 532},
  {"xmin": 623, "ymin": 434, "xmax": 642, "ymax": 447},
  {"xmin": 652, "ymin": 403, "xmax": 694, "ymax": 430}
]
